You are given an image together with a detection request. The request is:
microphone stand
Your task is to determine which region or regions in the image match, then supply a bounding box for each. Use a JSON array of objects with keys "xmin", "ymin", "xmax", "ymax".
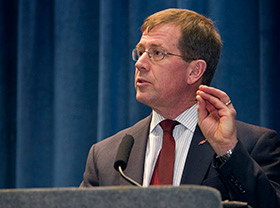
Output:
[{"xmin": 118, "ymin": 166, "xmax": 142, "ymax": 187}]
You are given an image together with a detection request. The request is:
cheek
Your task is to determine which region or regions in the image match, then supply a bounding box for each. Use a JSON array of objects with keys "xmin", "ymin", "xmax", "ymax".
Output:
[
  {"xmin": 160, "ymin": 71, "xmax": 188, "ymax": 94},
  {"xmin": 155, "ymin": 72, "xmax": 180, "ymax": 94},
  {"xmin": 159, "ymin": 65, "xmax": 187, "ymax": 84}
]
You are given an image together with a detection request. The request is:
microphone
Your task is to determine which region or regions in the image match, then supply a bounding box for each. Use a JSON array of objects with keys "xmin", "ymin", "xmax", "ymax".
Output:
[{"xmin": 114, "ymin": 134, "xmax": 142, "ymax": 187}]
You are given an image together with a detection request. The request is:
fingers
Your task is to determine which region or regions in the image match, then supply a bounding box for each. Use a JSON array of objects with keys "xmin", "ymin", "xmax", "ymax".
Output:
[
  {"xmin": 196, "ymin": 85, "xmax": 238, "ymax": 155},
  {"xmin": 196, "ymin": 91, "xmax": 208, "ymax": 122},
  {"xmin": 197, "ymin": 85, "xmax": 233, "ymax": 109},
  {"xmin": 196, "ymin": 85, "xmax": 236, "ymax": 121}
]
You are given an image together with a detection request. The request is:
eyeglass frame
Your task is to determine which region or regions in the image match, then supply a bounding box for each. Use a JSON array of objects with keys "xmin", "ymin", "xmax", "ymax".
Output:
[{"xmin": 132, "ymin": 47, "xmax": 196, "ymax": 62}]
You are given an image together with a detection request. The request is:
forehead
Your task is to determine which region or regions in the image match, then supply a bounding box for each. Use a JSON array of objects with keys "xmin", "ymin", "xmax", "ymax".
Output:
[{"xmin": 137, "ymin": 24, "xmax": 181, "ymax": 49}]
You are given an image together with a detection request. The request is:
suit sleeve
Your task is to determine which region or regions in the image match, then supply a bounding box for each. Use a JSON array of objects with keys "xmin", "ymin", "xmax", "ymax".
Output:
[
  {"xmin": 214, "ymin": 129, "xmax": 280, "ymax": 208},
  {"xmin": 80, "ymin": 145, "xmax": 99, "ymax": 187}
]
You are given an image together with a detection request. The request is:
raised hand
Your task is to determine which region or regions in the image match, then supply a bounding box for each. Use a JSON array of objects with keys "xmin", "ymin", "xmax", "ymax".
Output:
[{"xmin": 196, "ymin": 85, "xmax": 238, "ymax": 156}]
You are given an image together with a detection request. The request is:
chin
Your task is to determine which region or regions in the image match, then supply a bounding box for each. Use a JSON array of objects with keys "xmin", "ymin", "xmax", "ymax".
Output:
[{"xmin": 136, "ymin": 94, "xmax": 151, "ymax": 106}]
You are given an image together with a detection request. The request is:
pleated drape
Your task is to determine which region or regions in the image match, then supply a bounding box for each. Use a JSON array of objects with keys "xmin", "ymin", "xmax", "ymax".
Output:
[{"xmin": 0, "ymin": 0, "xmax": 279, "ymax": 188}]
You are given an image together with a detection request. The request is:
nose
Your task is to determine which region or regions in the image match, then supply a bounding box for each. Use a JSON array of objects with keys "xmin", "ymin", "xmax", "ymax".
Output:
[{"xmin": 135, "ymin": 51, "xmax": 150, "ymax": 71}]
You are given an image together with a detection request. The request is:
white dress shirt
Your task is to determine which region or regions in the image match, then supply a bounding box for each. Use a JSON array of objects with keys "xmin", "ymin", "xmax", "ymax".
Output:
[{"xmin": 142, "ymin": 104, "xmax": 198, "ymax": 187}]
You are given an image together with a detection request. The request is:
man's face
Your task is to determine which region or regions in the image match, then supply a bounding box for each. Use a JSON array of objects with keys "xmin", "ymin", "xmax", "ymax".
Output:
[{"xmin": 134, "ymin": 24, "xmax": 192, "ymax": 112}]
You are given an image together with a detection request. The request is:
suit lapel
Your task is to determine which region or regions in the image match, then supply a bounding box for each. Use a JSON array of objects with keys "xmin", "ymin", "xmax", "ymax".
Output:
[
  {"xmin": 180, "ymin": 125, "xmax": 215, "ymax": 185},
  {"xmin": 119, "ymin": 115, "xmax": 152, "ymax": 186},
  {"xmin": 117, "ymin": 117, "xmax": 215, "ymax": 186}
]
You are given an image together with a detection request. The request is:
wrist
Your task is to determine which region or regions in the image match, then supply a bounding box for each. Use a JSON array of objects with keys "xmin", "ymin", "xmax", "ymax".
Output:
[
  {"xmin": 216, "ymin": 148, "xmax": 234, "ymax": 164},
  {"xmin": 215, "ymin": 141, "xmax": 238, "ymax": 166},
  {"xmin": 215, "ymin": 139, "xmax": 238, "ymax": 157}
]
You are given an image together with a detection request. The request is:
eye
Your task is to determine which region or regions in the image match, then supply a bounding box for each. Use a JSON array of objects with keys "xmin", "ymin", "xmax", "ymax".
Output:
[
  {"xmin": 154, "ymin": 50, "xmax": 164, "ymax": 56},
  {"xmin": 136, "ymin": 48, "xmax": 145, "ymax": 57},
  {"xmin": 151, "ymin": 48, "xmax": 165, "ymax": 60}
]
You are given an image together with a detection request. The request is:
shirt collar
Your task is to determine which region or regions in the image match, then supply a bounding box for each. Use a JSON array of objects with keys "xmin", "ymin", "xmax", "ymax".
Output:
[{"xmin": 150, "ymin": 103, "xmax": 198, "ymax": 133}]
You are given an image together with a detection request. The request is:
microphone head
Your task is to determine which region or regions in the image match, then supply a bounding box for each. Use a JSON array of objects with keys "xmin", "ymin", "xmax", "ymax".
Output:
[{"xmin": 114, "ymin": 134, "xmax": 134, "ymax": 171}]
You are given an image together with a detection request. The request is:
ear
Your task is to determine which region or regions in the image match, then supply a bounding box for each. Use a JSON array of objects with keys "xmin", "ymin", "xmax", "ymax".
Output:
[{"xmin": 186, "ymin": 60, "xmax": 207, "ymax": 85}]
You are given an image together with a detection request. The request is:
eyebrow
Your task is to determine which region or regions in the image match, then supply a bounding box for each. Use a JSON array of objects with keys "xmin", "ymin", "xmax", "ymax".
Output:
[{"xmin": 136, "ymin": 43, "xmax": 163, "ymax": 49}]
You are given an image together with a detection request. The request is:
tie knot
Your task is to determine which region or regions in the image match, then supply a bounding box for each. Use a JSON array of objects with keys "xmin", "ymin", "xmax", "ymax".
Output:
[{"xmin": 160, "ymin": 119, "xmax": 179, "ymax": 133}]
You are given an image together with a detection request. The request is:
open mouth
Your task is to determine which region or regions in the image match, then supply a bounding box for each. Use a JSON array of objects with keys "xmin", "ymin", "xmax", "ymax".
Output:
[
  {"xmin": 137, "ymin": 78, "xmax": 145, "ymax": 83},
  {"xmin": 136, "ymin": 78, "xmax": 151, "ymax": 86}
]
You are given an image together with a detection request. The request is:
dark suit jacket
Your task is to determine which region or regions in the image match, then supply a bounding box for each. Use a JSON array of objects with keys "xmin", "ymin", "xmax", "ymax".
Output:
[{"xmin": 80, "ymin": 115, "xmax": 280, "ymax": 208}]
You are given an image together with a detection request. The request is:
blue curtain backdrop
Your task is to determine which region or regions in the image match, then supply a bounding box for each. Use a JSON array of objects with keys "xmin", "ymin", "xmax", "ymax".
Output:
[{"xmin": 0, "ymin": 0, "xmax": 279, "ymax": 188}]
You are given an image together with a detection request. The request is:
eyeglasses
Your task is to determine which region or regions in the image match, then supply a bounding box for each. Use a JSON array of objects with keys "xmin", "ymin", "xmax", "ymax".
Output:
[{"xmin": 132, "ymin": 47, "xmax": 194, "ymax": 62}]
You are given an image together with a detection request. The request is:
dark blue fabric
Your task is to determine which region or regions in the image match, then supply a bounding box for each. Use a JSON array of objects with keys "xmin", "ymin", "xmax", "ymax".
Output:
[{"xmin": 0, "ymin": 0, "xmax": 279, "ymax": 188}]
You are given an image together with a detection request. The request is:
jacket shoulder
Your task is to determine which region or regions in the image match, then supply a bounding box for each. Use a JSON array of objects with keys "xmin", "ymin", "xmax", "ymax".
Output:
[
  {"xmin": 236, "ymin": 120, "xmax": 279, "ymax": 152},
  {"xmin": 93, "ymin": 115, "xmax": 151, "ymax": 153},
  {"xmin": 236, "ymin": 120, "xmax": 278, "ymax": 137}
]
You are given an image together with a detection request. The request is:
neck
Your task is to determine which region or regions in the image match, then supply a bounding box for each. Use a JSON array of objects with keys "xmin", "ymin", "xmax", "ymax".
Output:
[
  {"xmin": 153, "ymin": 99, "xmax": 197, "ymax": 119},
  {"xmin": 152, "ymin": 85, "xmax": 198, "ymax": 119}
]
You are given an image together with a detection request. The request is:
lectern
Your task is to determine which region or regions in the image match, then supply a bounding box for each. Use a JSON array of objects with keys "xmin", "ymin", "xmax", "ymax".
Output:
[{"xmin": 0, "ymin": 185, "xmax": 222, "ymax": 208}]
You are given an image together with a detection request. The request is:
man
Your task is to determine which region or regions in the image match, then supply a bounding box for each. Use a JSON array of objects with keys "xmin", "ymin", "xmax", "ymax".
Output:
[{"xmin": 80, "ymin": 9, "xmax": 280, "ymax": 208}]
